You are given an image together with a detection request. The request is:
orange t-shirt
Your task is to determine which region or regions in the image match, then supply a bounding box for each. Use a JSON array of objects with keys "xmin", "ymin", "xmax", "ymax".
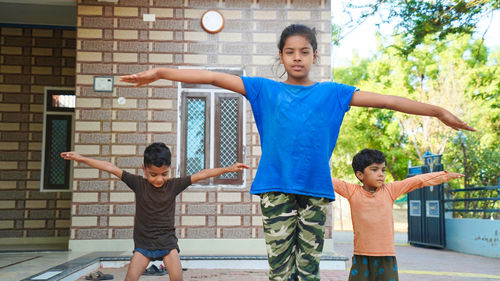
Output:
[{"xmin": 333, "ymin": 171, "xmax": 451, "ymax": 256}]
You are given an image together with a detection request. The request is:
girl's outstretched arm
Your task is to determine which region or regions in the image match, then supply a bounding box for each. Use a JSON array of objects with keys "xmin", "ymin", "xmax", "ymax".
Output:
[
  {"xmin": 350, "ymin": 91, "xmax": 475, "ymax": 131},
  {"xmin": 120, "ymin": 68, "xmax": 246, "ymax": 95}
]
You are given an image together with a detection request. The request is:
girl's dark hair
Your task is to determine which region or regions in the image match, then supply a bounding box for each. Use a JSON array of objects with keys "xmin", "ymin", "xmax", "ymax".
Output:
[
  {"xmin": 144, "ymin": 142, "xmax": 171, "ymax": 168},
  {"xmin": 352, "ymin": 149, "xmax": 386, "ymax": 174},
  {"xmin": 278, "ymin": 24, "xmax": 318, "ymax": 52}
]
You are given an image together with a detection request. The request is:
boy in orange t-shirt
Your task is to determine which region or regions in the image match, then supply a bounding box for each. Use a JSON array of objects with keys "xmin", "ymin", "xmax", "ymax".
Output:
[{"xmin": 333, "ymin": 149, "xmax": 463, "ymax": 281}]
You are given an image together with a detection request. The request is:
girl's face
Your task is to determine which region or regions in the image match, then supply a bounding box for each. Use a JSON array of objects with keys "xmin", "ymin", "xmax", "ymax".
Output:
[{"xmin": 279, "ymin": 35, "xmax": 317, "ymax": 85}]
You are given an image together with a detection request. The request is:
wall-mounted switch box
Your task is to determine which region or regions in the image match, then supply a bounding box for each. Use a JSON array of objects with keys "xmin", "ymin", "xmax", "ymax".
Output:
[{"xmin": 93, "ymin": 76, "xmax": 114, "ymax": 92}]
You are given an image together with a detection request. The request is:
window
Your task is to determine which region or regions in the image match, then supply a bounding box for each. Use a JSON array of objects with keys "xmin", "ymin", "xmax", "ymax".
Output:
[
  {"xmin": 40, "ymin": 88, "xmax": 75, "ymax": 191},
  {"xmin": 177, "ymin": 68, "xmax": 246, "ymax": 186}
]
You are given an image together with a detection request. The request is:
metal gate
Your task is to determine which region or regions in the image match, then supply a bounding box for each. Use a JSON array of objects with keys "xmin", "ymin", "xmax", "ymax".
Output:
[{"xmin": 407, "ymin": 152, "xmax": 446, "ymax": 248}]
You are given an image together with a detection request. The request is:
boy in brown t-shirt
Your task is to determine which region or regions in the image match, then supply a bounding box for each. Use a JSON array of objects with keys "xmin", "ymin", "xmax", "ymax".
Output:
[
  {"xmin": 61, "ymin": 142, "xmax": 248, "ymax": 281},
  {"xmin": 332, "ymin": 149, "xmax": 463, "ymax": 281}
]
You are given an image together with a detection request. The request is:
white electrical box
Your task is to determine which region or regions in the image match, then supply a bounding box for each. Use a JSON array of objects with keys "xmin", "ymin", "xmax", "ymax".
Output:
[{"xmin": 93, "ymin": 76, "xmax": 114, "ymax": 92}]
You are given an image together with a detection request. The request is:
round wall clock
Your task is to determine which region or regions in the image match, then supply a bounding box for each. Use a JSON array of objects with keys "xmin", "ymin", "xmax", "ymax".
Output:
[{"xmin": 201, "ymin": 10, "xmax": 224, "ymax": 34}]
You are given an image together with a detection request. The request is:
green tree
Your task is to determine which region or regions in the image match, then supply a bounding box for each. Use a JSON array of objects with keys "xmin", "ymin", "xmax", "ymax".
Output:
[
  {"xmin": 333, "ymin": 54, "xmax": 417, "ymax": 182},
  {"xmin": 342, "ymin": 0, "xmax": 500, "ymax": 55},
  {"xmin": 443, "ymin": 131, "xmax": 499, "ymax": 219},
  {"xmin": 332, "ymin": 33, "xmax": 499, "ymax": 190}
]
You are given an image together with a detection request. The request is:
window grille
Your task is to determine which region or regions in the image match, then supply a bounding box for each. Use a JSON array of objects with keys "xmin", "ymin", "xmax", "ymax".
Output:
[{"xmin": 186, "ymin": 98, "xmax": 206, "ymax": 175}]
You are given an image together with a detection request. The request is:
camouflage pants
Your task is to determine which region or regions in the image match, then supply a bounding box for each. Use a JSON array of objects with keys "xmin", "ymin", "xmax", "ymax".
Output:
[{"xmin": 260, "ymin": 192, "xmax": 330, "ymax": 281}]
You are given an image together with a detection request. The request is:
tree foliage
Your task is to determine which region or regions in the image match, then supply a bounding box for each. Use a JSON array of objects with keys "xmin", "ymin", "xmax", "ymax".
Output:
[
  {"xmin": 332, "ymin": 0, "xmax": 499, "ymax": 220},
  {"xmin": 332, "ymin": 32, "xmax": 499, "ymax": 193},
  {"xmin": 444, "ymin": 131, "xmax": 499, "ymax": 219},
  {"xmin": 340, "ymin": 0, "xmax": 500, "ymax": 55}
]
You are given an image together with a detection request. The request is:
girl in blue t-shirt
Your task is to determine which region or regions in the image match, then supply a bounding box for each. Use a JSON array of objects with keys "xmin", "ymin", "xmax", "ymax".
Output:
[{"xmin": 121, "ymin": 24, "xmax": 474, "ymax": 281}]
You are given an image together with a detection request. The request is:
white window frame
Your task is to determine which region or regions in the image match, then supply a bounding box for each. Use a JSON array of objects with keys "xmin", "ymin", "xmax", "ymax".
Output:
[
  {"xmin": 176, "ymin": 67, "xmax": 247, "ymax": 188},
  {"xmin": 40, "ymin": 87, "xmax": 75, "ymax": 192}
]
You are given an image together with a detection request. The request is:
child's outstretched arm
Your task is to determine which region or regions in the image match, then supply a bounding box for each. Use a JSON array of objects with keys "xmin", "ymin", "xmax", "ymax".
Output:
[
  {"xmin": 190, "ymin": 163, "xmax": 249, "ymax": 184},
  {"xmin": 60, "ymin": 152, "xmax": 123, "ymax": 179},
  {"xmin": 120, "ymin": 68, "xmax": 246, "ymax": 95},
  {"xmin": 392, "ymin": 171, "xmax": 464, "ymax": 198},
  {"xmin": 350, "ymin": 91, "xmax": 475, "ymax": 131},
  {"xmin": 411, "ymin": 171, "xmax": 464, "ymax": 190}
]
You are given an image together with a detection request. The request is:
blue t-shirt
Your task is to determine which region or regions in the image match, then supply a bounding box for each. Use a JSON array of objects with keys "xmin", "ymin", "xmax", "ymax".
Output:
[{"xmin": 241, "ymin": 76, "xmax": 356, "ymax": 200}]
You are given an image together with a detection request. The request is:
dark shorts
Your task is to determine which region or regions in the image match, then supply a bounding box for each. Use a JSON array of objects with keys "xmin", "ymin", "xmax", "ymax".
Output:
[
  {"xmin": 133, "ymin": 248, "xmax": 179, "ymax": 261},
  {"xmin": 349, "ymin": 255, "xmax": 399, "ymax": 281}
]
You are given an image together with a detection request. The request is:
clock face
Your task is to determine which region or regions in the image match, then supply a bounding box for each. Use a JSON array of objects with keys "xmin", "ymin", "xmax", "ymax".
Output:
[{"xmin": 201, "ymin": 10, "xmax": 224, "ymax": 34}]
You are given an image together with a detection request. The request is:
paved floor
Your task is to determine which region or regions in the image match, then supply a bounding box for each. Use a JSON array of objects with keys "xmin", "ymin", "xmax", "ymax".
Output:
[
  {"xmin": 1, "ymin": 232, "xmax": 499, "ymax": 281},
  {"xmin": 75, "ymin": 268, "xmax": 348, "ymax": 281},
  {"xmin": 73, "ymin": 243, "xmax": 500, "ymax": 281}
]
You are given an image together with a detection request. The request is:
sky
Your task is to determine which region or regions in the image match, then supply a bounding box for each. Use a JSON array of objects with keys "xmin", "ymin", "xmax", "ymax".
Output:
[{"xmin": 331, "ymin": 1, "xmax": 500, "ymax": 68}]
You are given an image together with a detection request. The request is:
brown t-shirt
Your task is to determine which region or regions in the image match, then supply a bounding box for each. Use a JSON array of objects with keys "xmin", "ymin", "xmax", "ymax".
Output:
[{"xmin": 121, "ymin": 170, "xmax": 191, "ymax": 250}]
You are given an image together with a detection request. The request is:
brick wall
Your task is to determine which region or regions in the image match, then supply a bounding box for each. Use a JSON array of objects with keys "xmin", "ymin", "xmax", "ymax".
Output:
[
  {"xmin": 0, "ymin": 26, "xmax": 75, "ymax": 242},
  {"xmin": 72, "ymin": 0, "xmax": 332, "ymax": 247}
]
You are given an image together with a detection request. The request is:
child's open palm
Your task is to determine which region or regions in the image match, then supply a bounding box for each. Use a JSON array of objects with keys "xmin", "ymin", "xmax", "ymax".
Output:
[
  {"xmin": 60, "ymin": 151, "xmax": 84, "ymax": 162},
  {"xmin": 437, "ymin": 110, "xmax": 475, "ymax": 131},
  {"xmin": 120, "ymin": 69, "xmax": 159, "ymax": 87},
  {"xmin": 447, "ymin": 172, "xmax": 465, "ymax": 180},
  {"xmin": 227, "ymin": 163, "xmax": 250, "ymax": 173}
]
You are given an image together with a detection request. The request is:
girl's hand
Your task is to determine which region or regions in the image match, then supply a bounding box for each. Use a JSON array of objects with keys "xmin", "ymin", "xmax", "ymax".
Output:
[
  {"xmin": 227, "ymin": 163, "xmax": 250, "ymax": 173},
  {"xmin": 120, "ymin": 69, "xmax": 160, "ymax": 87},
  {"xmin": 437, "ymin": 109, "xmax": 475, "ymax": 131},
  {"xmin": 447, "ymin": 172, "xmax": 465, "ymax": 179},
  {"xmin": 60, "ymin": 151, "xmax": 84, "ymax": 162}
]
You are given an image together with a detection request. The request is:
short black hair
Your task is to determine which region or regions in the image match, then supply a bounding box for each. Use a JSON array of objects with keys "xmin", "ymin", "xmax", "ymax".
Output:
[
  {"xmin": 143, "ymin": 142, "xmax": 171, "ymax": 168},
  {"xmin": 352, "ymin": 149, "xmax": 386, "ymax": 175}
]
